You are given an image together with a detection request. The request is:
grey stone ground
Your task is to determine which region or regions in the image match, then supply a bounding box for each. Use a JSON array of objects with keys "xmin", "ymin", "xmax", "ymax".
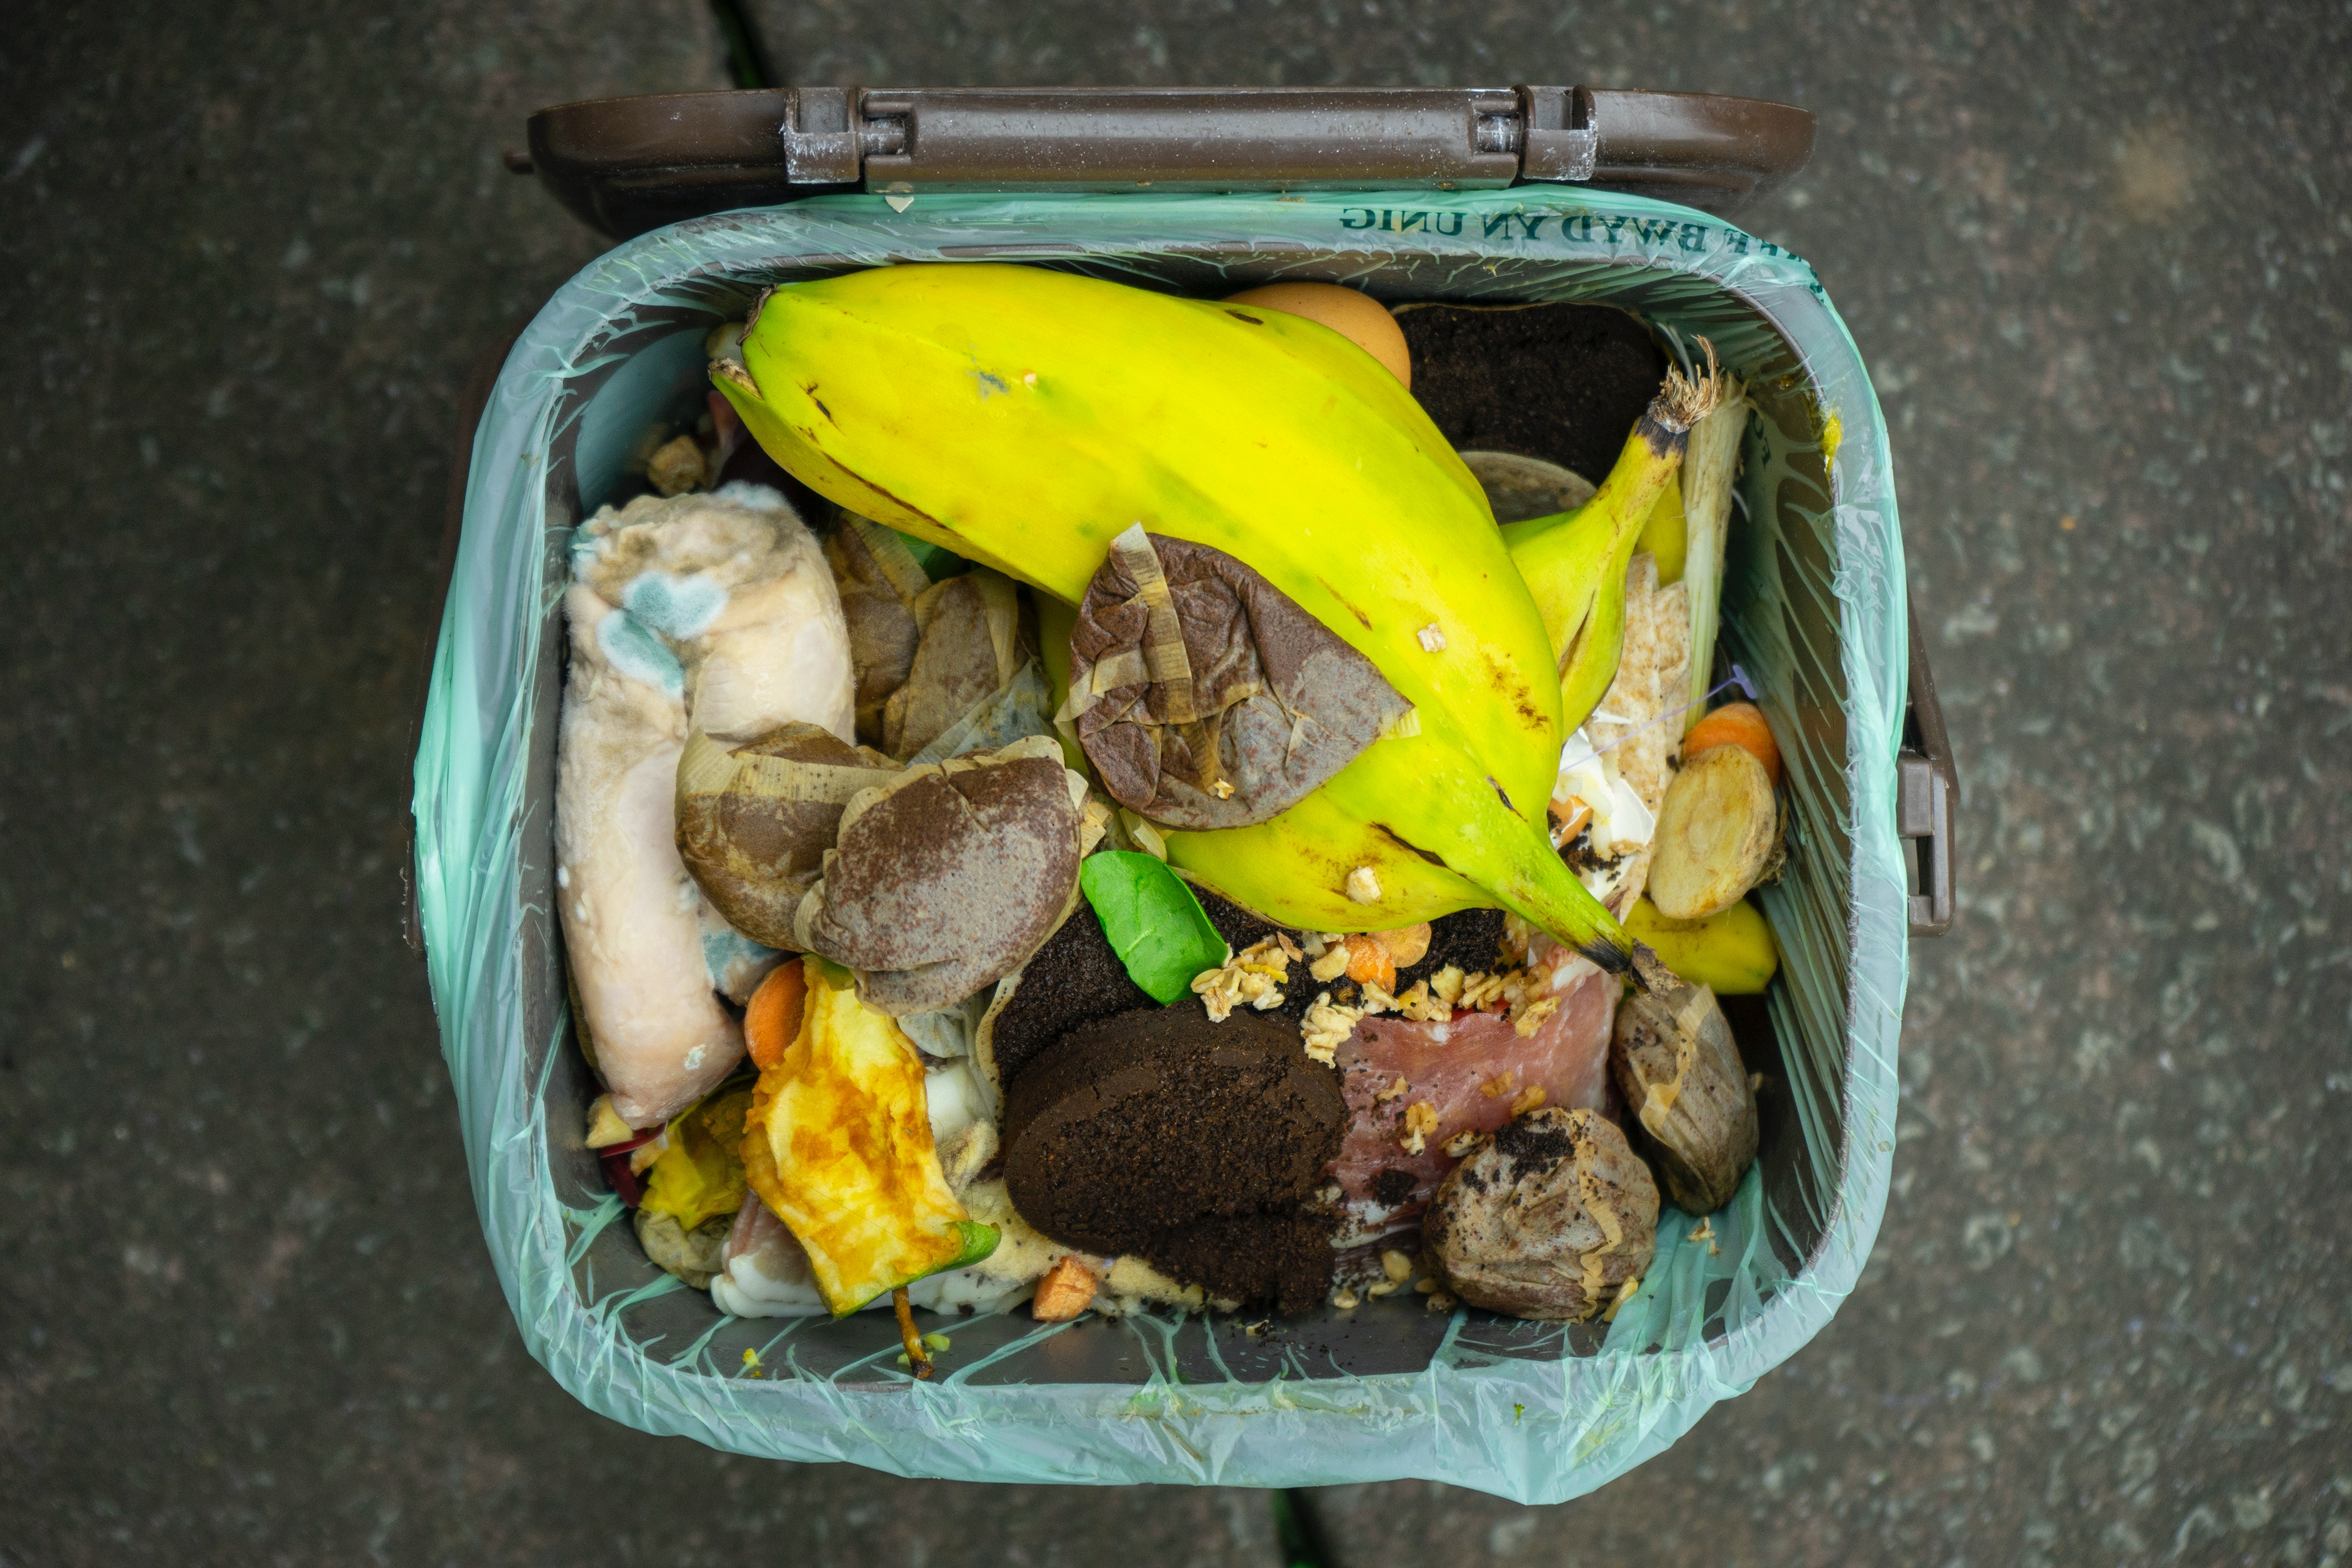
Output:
[{"xmin": 3, "ymin": 1, "xmax": 2348, "ymax": 1563}]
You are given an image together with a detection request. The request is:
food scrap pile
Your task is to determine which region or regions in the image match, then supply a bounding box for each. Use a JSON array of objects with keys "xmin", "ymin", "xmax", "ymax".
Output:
[{"xmin": 556, "ymin": 267, "xmax": 1795, "ymax": 1369}]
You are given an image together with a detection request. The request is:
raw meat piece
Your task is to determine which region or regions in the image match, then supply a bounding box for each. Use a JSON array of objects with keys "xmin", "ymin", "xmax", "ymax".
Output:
[{"xmin": 1331, "ymin": 947, "xmax": 1617, "ymax": 1238}]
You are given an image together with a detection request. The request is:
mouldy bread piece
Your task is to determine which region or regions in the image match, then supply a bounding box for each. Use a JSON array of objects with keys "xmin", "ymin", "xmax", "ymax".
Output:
[
  {"xmin": 675, "ymin": 721, "xmax": 900, "ymax": 950},
  {"xmin": 555, "ymin": 587, "xmax": 744, "ymax": 1129},
  {"xmin": 572, "ymin": 484, "xmax": 856, "ymax": 747},
  {"xmin": 559, "ymin": 486, "xmax": 857, "ymax": 1127},
  {"xmin": 1426, "ymin": 1106, "xmax": 1659, "ymax": 1322},
  {"xmin": 1610, "ymin": 979, "xmax": 1758, "ymax": 1213},
  {"xmin": 793, "ymin": 735, "xmax": 1091, "ymax": 1015}
]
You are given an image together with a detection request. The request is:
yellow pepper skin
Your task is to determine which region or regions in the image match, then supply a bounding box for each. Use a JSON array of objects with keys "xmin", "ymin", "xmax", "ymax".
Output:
[
  {"xmin": 741, "ymin": 957, "xmax": 996, "ymax": 1315},
  {"xmin": 638, "ymin": 1088, "xmax": 753, "ymax": 1232}
]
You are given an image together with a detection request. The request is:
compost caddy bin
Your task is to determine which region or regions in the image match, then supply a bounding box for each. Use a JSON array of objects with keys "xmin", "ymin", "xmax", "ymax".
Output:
[{"xmin": 410, "ymin": 85, "xmax": 1959, "ymax": 1503}]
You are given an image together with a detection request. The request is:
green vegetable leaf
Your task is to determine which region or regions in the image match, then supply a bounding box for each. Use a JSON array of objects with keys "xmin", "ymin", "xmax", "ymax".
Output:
[
  {"xmin": 892, "ymin": 529, "xmax": 968, "ymax": 581},
  {"xmin": 1079, "ymin": 851, "xmax": 1230, "ymax": 1005}
]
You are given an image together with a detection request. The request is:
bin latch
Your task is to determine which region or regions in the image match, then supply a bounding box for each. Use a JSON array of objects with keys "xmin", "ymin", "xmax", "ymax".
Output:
[
  {"xmin": 784, "ymin": 86, "xmax": 907, "ymax": 184},
  {"xmin": 1517, "ymin": 86, "xmax": 1598, "ymax": 183},
  {"xmin": 1899, "ymin": 600, "xmax": 1957, "ymax": 938}
]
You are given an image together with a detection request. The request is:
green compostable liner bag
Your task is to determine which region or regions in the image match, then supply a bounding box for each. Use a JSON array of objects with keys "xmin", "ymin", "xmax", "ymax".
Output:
[{"xmin": 412, "ymin": 188, "xmax": 1907, "ymax": 1503}]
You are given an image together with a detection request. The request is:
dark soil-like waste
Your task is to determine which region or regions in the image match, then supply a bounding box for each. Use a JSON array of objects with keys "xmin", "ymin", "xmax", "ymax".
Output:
[
  {"xmin": 1398, "ymin": 302, "xmax": 1669, "ymax": 485},
  {"xmin": 1002, "ymin": 1006, "xmax": 1347, "ymax": 1312}
]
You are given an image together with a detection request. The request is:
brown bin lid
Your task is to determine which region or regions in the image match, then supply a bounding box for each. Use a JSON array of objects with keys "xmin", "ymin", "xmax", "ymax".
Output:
[{"xmin": 526, "ymin": 85, "xmax": 1814, "ymax": 240}]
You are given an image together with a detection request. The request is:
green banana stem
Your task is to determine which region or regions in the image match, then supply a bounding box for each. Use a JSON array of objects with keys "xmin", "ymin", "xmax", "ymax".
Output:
[
  {"xmin": 1168, "ymin": 729, "xmax": 1636, "ymax": 975},
  {"xmin": 1503, "ymin": 351, "xmax": 1725, "ymax": 736},
  {"xmin": 1468, "ymin": 812, "xmax": 1639, "ymax": 978}
]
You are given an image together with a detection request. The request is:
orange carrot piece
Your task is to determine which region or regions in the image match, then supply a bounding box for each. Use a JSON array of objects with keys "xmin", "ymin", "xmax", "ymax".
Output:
[
  {"xmin": 1683, "ymin": 701, "xmax": 1782, "ymax": 786},
  {"xmin": 1343, "ymin": 934, "xmax": 1397, "ymax": 993},
  {"xmin": 744, "ymin": 961, "xmax": 807, "ymax": 1072},
  {"xmin": 1548, "ymin": 794, "xmax": 1593, "ymax": 843},
  {"xmin": 1032, "ymin": 1255, "xmax": 1100, "ymax": 1322}
]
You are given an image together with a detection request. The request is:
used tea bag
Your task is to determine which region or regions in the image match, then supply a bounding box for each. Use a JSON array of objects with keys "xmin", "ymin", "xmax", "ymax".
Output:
[
  {"xmin": 824, "ymin": 515, "xmax": 929, "ymax": 750},
  {"xmin": 1061, "ymin": 526, "xmax": 1413, "ymax": 830},
  {"xmin": 905, "ymin": 659, "xmax": 1057, "ymax": 768},
  {"xmin": 793, "ymin": 735, "xmax": 1093, "ymax": 1015},
  {"xmin": 675, "ymin": 721, "xmax": 903, "ymax": 950},
  {"xmin": 883, "ymin": 567, "xmax": 1024, "ymax": 760}
]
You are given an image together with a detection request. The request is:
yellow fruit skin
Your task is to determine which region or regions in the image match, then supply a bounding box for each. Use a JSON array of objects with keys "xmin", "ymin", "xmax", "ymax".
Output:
[
  {"xmin": 741, "ymin": 958, "xmax": 996, "ymax": 1315},
  {"xmin": 1503, "ymin": 362, "xmax": 1717, "ymax": 737},
  {"xmin": 717, "ymin": 263, "xmax": 1636, "ymax": 967},
  {"xmin": 1165, "ymin": 725, "xmax": 1632, "ymax": 969},
  {"xmin": 715, "ymin": 262, "xmax": 1558, "ymax": 816},
  {"xmin": 1221, "ymin": 282, "xmax": 1413, "ymax": 389},
  {"xmin": 1502, "ymin": 417, "xmax": 1686, "ymax": 737},
  {"xmin": 638, "ymin": 1088, "xmax": 751, "ymax": 1232},
  {"xmin": 1634, "ymin": 473, "xmax": 1688, "ymax": 587},
  {"xmin": 1163, "ymin": 761, "xmax": 1491, "ymax": 933},
  {"xmin": 1623, "ymin": 897, "xmax": 1778, "ymax": 995}
]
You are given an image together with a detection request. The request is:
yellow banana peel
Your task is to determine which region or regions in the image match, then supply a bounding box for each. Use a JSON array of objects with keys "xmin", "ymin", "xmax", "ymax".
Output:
[
  {"xmin": 1623, "ymin": 896, "xmax": 1778, "ymax": 995},
  {"xmin": 717, "ymin": 263, "xmax": 1642, "ymax": 973}
]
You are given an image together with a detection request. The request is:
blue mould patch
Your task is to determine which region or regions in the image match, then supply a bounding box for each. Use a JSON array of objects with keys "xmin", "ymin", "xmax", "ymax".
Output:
[
  {"xmin": 623, "ymin": 571, "xmax": 729, "ymax": 640},
  {"xmin": 596, "ymin": 609, "xmax": 684, "ymax": 696}
]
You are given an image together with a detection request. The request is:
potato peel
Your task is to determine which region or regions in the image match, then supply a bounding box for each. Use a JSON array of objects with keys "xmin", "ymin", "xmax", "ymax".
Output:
[{"xmin": 1646, "ymin": 744, "xmax": 1777, "ymax": 920}]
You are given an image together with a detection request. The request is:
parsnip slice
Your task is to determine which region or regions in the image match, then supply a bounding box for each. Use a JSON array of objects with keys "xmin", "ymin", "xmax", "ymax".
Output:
[{"xmin": 1647, "ymin": 745, "xmax": 1777, "ymax": 920}]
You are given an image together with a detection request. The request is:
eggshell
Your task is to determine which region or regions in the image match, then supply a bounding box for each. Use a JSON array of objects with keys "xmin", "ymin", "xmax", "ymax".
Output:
[{"xmin": 1221, "ymin": 283, "xmax": 1412, "ymax": 387}]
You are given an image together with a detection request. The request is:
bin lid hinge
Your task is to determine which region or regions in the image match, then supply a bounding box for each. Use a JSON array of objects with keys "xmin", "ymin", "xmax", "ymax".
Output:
[{"xmin": 783, "ymin": 86, "xmax": 907, "ymax": 185}]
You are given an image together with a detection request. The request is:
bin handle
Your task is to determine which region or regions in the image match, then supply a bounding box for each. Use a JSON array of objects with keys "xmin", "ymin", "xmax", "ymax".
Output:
[
  {"xmin": 1899, "ymin": 600, "xmax": 1959, "ymax": 938},
  {"xmin": 523, "ymin": 85, "xmax": 1815, "ymax": 239},
  {"xmin": 784, "ymin": 85, "xmax": 1812, "ymax": 206}
]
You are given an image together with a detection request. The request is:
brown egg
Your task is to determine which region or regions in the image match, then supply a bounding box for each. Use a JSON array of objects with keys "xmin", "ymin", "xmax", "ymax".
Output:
[{"xmin": 1221, "ymin": 283, "xmax": 1412, "ymax": 389}]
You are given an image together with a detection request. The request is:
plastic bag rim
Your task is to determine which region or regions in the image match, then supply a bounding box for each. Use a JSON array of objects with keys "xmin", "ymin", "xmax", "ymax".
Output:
[{"xmin": 411, "ymin": 184, "xmax": 1906, "ymax": 1502}]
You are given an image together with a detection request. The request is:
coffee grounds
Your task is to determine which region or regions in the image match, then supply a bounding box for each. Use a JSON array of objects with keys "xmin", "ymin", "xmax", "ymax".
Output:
[
  {"xmin": 1395, "ymin": 908, "xmax": 1512, "ymax": 995},
  {"xmin": 984, "ymin": 900, "xmax": 1154, "ymax": 1092},
  {"xmin": 987, "ymin": 884, "xmax": 1318, "ymax": 1092},
  {"xmin": 1398, "ymin": 303, "xmax": 1669, "ymax": 486},
  {"xmin": 1002, "ymin": 1005, "xmax": 1345, "ymax": 1312},
  {"xmin": 991, "ymin": 894, "xmax": 1521, "ymax": 1094},
  {"xmin": 1368, "ymin": 1167, "xmax": 1419, "ymax": 1208}
]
